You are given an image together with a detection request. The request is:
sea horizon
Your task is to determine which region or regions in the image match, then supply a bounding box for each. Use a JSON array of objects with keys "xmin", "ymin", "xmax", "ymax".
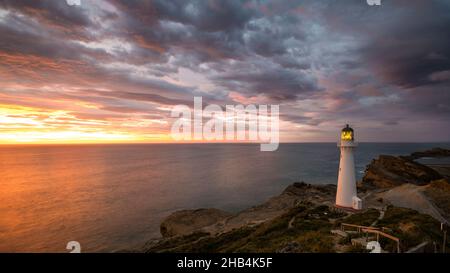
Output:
[{"xmin": 1, "ymin": 141, "xmax": 450, "ymax": 146}]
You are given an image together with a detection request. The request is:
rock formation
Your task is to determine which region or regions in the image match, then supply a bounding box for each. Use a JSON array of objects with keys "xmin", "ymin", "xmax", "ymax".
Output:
[
  {"xmin": 362, "ymin": 155, "xmax": 442, "ymax": 188},
  {"xmin": 160, "ymin": 208, "xmax": 231, "ymax": 238},
  {"xmin": 159, "ymin": 182, "xmax": 336, "ymax": 238},
  {"xmin": 407, "ymin": 148, "xmax": 450, "ymax": 160}
]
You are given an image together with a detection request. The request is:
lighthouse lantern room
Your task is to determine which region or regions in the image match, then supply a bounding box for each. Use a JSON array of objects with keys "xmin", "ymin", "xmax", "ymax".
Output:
[{"xmin": 336, "ymin": 124, "xmax": 362, "ymax": 210}]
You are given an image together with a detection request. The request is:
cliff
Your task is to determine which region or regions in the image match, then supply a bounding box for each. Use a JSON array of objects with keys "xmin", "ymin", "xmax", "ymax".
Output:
[
  {"xmin": 160, "ymin": 209, "xmax": 232, "ymax": 238},
  {"xmin": 143, "ymin": 201, "xmax": 448, "ymax": 253},
  {"xmin": 139, "ymin": 148, "xmax": 450, "ymax": 253},
  {"xmin": 160, "ymin": 182, "xmax": 336, "ymax": 238},
  {"xmin": 361, "ymin": 155, "xmax": 442, "ymax": 188},
  {"xmin": 407, "ymin": 147, "xmax": 450, "ymax": 160}
]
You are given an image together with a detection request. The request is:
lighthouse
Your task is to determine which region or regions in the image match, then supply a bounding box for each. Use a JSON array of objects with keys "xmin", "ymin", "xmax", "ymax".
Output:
[{"xmin": 336, "ymin": 124, "xmax": 362, "ymax": 210}]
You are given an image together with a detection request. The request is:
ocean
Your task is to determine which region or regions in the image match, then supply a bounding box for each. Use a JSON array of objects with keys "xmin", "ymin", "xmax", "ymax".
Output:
[{"xmin": 0, "ymin": 143, "xmax": 449, "ymax": 252}]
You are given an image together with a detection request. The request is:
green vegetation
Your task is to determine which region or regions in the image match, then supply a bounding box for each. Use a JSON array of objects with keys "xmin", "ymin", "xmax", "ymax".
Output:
[
  {"xmin": 145, "ymin": 204, "xmax": 448, "ymax": 253},
  {"xmin": 376, "ymin": 206, "xmax": 448, "ymax": 252},
  {"xmin": 337, "ymin": 232, "xmax": 362, "ymax": 245},
  {"xmin": 338, "ymin": 208, "xmax": 380, "ymax": 226},
  {"xmin": 345, "ymin": 244, "xmax": 368, "ymax": 253},
  {"xmin": 423, "ymin": 179, "xmax": 450, "ymax": 220},
  {"xmin": 147, "ymin": 204, "xmax": 337, "ymax": 253},
  {"xmin": 290, "ymin": 231, "xmax": 335, "ymax": 253},
  {"xmin": 145, "ymin": 231, "xmax": 210, "ymax": 252}
]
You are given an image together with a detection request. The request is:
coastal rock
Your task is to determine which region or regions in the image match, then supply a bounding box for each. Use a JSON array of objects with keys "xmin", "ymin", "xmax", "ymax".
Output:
[
  {"xmin": 362, "ymin": 155, "xmax": 442, "ymax": 188},
  {"xmin": 408, "ymin": 148, "xmax": 450, "ymax": 160},
  {"xmin": 147, "ymin": 202, "xmax": 448, "ymax": 253},
  {"xmin": 214, "ymin": 182, "xmax": 336, "ymax": 233},
  {"xmin": 160, "ymin": 208, "xmax": 231, "ymax": 238},
  {"xmin": 159, "ymin": 182, "xmax": 337, "ymax": 237}
]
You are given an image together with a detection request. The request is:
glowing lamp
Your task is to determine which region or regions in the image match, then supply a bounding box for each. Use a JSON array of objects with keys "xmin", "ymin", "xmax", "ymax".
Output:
[{"xmin": 341, "ymin": 124, "xmax": 354, "ymax": 141}]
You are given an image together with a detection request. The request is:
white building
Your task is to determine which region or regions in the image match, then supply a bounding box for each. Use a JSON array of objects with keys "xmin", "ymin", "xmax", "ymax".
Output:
[{"xmin": 336, "ymin": 124, "xmax": 362, "ymax": 210}]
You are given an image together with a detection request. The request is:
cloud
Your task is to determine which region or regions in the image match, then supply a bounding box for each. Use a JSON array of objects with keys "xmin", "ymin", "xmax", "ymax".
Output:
[
  {"xmin": 0, "ymin": 0, "xmax": 449, "ymax": 142},
  {"xmin": 360, "ymin": 5, "xmax": 450, "ymax": 88},
  {"xmin": 110, "ymin": 0, "xmax": 258, "ymax": 32},
  {"xmin": 215, "ymin": 65, "xmax": 320, "ymax": 101}
]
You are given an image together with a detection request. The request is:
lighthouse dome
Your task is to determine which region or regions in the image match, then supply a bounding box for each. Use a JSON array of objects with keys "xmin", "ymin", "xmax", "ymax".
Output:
[{"xmin": 341, "ymin": 124, "xmax": 354, "ymax": 141}]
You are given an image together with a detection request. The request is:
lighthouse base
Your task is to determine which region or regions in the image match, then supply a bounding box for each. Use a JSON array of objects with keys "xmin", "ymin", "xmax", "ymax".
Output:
[
  {"xmin": 352, "ymin": 196, "xmax": 363, "ymax": 210},
  {"xmin": 334, "ymin": 204, "xmax": 360, "ymax": 212},
  {"xmin": 335, "ymin": 196, "xmax": 362, "ymax": 211}
]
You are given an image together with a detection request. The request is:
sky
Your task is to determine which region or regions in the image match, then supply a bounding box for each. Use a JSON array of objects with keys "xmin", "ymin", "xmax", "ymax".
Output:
[{"xmin": 0, "ymin": 0, "xmax": 449, "ymax": 143}]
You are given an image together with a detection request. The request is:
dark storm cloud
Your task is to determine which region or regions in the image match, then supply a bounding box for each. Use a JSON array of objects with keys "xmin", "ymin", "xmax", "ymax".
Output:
[
  {"xmin": 87, "ymin": 90, "xmax": 192, "ymax": 106},
  {"xmin": 110, "ymin": 0, "xmax": 257, "ymax": 32},
  {"xmin": 0, "ymin": 0, "xmax": 313, "ymax": 100},
  {"xmin": 0, "ymin": 0, "xmax": 92, "ymax": 27},
  {"xmin": 280, "ymin": 114, "xmax": 323, "ymax": 126},
  {"xmin": 318, "ymin": 0, "xmax": 450, "ymax": 88},
  {"xmin": 0, "ymin": 5, "xmax": 199, "ymax": 103},
  {"xmin": 106, "ymin": 0, "xmax": 257, "ymax": 63},
  {"xmin": 216, "ymin": 67, "xmax": 320, "ymax": 101},
  {"xmin": 360, "ymin": 1, "xmax": 450, "ymax": 88},
  {"xmin": 0, "ymin": 0, "xmax": 449, "ymax": 141},
  {"xmin": 0, "ymin": 0, "xmax": 116, "ymax": 41},
  {"xmin": 0, "ymin": 16, "xmax": 110, "ymax": 62}
]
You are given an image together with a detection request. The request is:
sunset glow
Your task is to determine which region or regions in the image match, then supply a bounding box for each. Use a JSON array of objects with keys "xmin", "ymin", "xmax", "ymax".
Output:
[
  {"xmin": 0, "ymin": 104, "xmax": 169, "ymax": 143},
  {"xmin": 0, "ymin": 0, "xmax": 449, "ymax": 143}
]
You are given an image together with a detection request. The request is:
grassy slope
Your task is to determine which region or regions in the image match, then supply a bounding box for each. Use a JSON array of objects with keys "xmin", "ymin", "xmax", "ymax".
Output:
[
  {"xmin": 423, "ymin": 179, "xmax": 450, "ymax": 221},
  {"xmin": 147, "ymin": 203, "xmax": 344, "ymax": 253},
  {"xmin": 145, "ymin": 203, "xmax": 449, "ymax": 253},
  {"xmin": 376, "ymin": 206, "xmax": 447, "ymax": 252}
]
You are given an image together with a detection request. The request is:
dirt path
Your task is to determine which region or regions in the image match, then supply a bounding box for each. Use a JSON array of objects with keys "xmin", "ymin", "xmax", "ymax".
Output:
[
  {"xmin": 370, "ymin": 206, "xmax": 386, "ymax": 227},
  {"xmin": 375, "ymin": 184, "xmax": 449, "ymax": 225},
  {"xmin": 288, "ymin": 216, "xmax": 296, "ymax": 229}
]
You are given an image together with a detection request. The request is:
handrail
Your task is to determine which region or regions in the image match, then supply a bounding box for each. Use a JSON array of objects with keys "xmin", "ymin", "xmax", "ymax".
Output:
[
  {"xmin": 340, "ymin": 223, "xmax": 401, "ymax": 253},
  {"xmin": 341, "ymin": 223, "xmax": 380, "ymax": 229},
  {"xmin": 361, "ymin": 228, "xmax": 401, "ymax": 253},
  {"xmin": 341, "ymin": 223, "xmax": 380, "ymax": 233},
  {"xmin": 361, "ymin": 228, "xmax": 400, "ymax": 242}
]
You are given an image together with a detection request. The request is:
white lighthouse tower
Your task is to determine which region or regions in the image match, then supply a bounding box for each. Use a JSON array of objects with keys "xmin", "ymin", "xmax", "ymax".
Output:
[{"xmin": 336, "ymin": 124, "xmax": 362, "ymax": 210}]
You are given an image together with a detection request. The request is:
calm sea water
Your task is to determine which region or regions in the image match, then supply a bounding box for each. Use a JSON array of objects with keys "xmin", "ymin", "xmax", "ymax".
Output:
[{"xmin": 1, "ymin": 143, "xmax": 449, "ymax": 252}]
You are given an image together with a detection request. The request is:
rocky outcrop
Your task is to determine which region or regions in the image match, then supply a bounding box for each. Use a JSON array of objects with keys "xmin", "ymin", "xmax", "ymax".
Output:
[
  {"xmin": 145, "ymin": 202, "xmax": 447, "ymax": 253},
  {"xmin": 159, "ymin": 182, "xmax": 336, "ymax": 238},
  {"xmin": 362, "ymin": 155, "xmax": 442, "ymax": 188},
  {"xmin": 407, "ymin": 148, "xmax": 450, "ymax": 160},
  {"xmin": 214, "ymin": 182, "xmax": 336, "ymax": 233},
  {"xmin": 160, "ymin": 208, "xmax": 231, "ymax": 238}
]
